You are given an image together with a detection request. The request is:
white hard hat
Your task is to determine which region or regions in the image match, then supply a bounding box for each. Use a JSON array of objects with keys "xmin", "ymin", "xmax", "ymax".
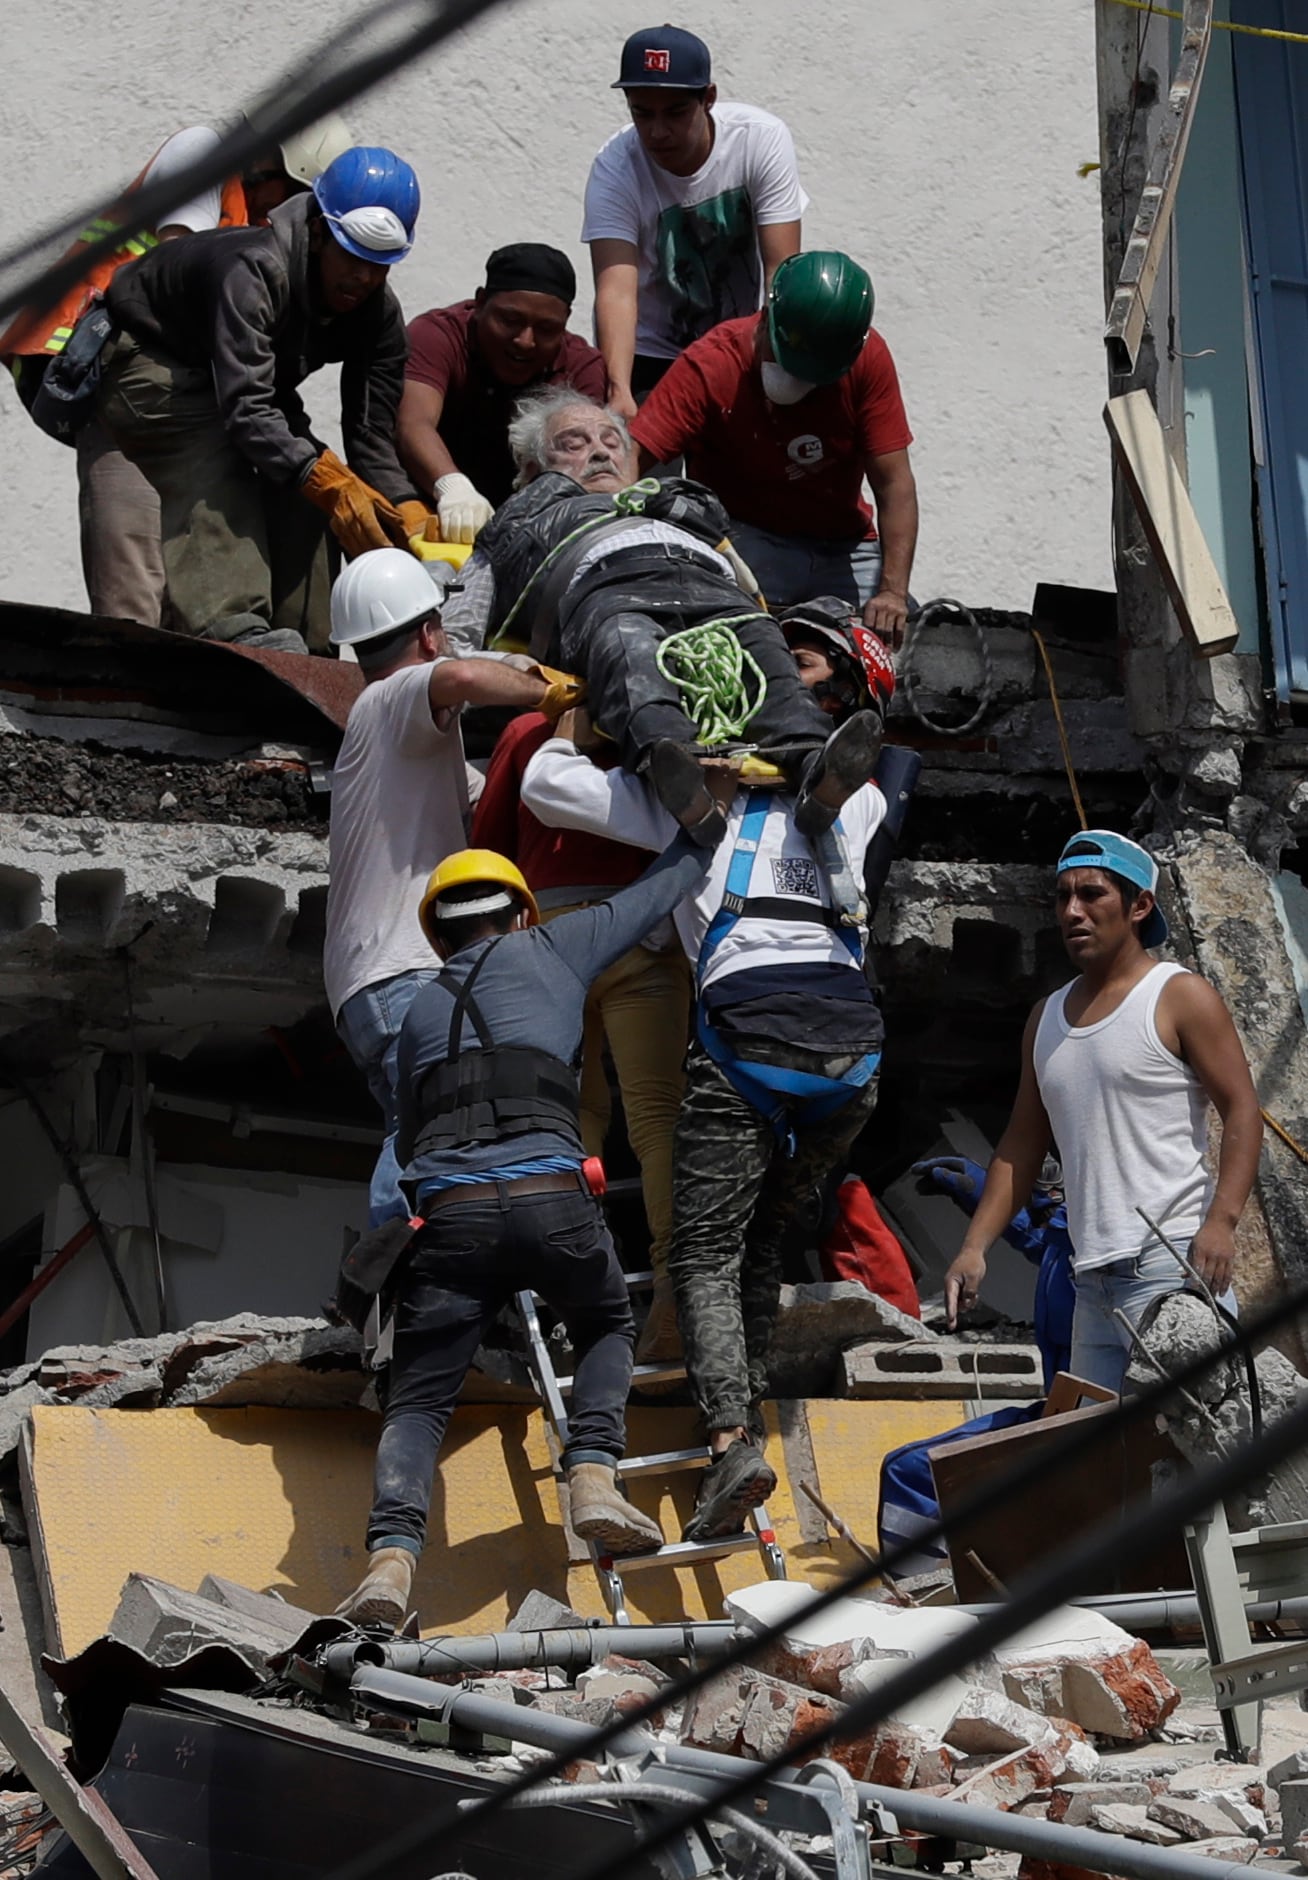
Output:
[
  {"xmin": 329, "ymin": 548, "xmax": 453, "ymax": 648},
  {"xmin": 279, "ymin": 112, "xmax": 355, "ymax": 188}
]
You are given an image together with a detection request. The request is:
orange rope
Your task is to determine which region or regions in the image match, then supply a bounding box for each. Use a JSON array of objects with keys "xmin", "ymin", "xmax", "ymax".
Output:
[{"xmin": 1032, "ymin": 629, "xmax": 1088, "ymax": 830}]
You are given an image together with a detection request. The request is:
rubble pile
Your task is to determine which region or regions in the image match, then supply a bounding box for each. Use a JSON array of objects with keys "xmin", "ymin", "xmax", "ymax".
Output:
[
  {"xmin": 0, "ymin": 1315, "xmax": 367, "ymax": 1464},
  {"xmin": 1124, "ymin": 1290, "xmax": 1308, "ymax": 1528},
  {"xmin": 0, "ymin": 732, "xmax": 322, "ymax": 829}
]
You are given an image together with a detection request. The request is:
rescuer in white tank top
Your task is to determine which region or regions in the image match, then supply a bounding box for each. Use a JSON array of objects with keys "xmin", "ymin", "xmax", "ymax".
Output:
[{"xmin": 943, "ymin": 830, "xmax": 1261, "ymax": 1394}]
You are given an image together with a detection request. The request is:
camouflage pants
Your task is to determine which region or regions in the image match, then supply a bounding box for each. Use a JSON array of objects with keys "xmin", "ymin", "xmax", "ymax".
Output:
[{"xmin": 667, "ymin": 1040, "xmax": 879, "ymax": 1433}]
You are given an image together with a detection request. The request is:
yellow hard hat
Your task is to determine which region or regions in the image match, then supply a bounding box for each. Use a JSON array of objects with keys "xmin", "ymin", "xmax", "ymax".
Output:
[{"xmin": 419, "ymin": 849, "xmax": 540, "ymax": 945}]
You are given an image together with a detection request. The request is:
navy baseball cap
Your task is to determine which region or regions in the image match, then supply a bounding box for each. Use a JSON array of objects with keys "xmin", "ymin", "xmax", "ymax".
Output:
[
  {"xmin": 1056, "ymin": 828, "xmax": 1169, "ymax": 948},
  {"xmin": 613, "ymin": 25, "xmax": 712, "ymax": 89}
]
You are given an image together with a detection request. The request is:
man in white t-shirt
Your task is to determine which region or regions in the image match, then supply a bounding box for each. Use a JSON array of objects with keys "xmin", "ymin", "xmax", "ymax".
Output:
[
  {"xmin": 324, "ymin": 549, "xmax": 558, "ymax": 1224},
  {"xmin": 582, "ymin": 24, "xmax": 806, "ymax": 417},
  {"xmin": 943, "ymin": 830, "xmax": 1262, "ymax": 1393}
]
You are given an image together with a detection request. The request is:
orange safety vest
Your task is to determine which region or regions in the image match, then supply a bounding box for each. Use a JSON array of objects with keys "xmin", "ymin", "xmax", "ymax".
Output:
[{"xmin": 0, "ymin": 149, "xmax": 247, "ymax": 363}]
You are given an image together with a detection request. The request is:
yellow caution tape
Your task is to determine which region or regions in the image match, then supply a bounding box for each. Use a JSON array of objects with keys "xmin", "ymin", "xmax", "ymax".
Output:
[{"xmin": 1108, "ymin": 0, "xmax": 1308, "ymax": 47}]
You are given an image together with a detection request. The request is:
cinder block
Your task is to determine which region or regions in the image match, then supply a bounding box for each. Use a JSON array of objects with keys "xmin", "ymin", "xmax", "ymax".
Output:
[
  {"xmin": 205, "ymin": 876, "xmax": 287, "ymax": 952},
  {"xmin": 0, "ymin": 865, "xmax": 41, "ymax": 933},
  {"xmin": 55, "ymin": 867, "xmax": 125, "ymax": 944},
  {"xmin": 840, "ymin": 1340, "xmax": 1043, "ymax": 1399}
]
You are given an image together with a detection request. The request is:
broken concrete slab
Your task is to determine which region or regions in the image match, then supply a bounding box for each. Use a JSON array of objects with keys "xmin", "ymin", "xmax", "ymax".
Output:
[
  {"xmin": 1090, "ymin": 1802, "xmax": 1183, "ymax": 1844},
  {"xmin": 1164, "ymin": 1761, "xmax": 1268, "ymax": 1805},
  {"xmin": 1047, "ymin": 1781, "xmax": 1154, "ymax": 1826},
  {"xmin": 1173, "ymin": 1837, "xmax": 1258, "ymax": 1863},
  {"xmin": 1278, "ymin": 1778, "xmax": 1308, "ymax": 1846},
  {"xmin": 1268, "ymin": 1747, "xmax": 1308, "ymax": 1792},
  {"xmin": 950, "ymin": 1726, "xmax": 1098, "ymax": 1811},
  {"xmin": 102, "ymin": 1573, "xmax": 306, "ymax": 1674},
  {"xmin": 767, "ymin": 1282, "xmax": 936, "ymax": 1396},
  {"xmin": 165, "ymin": 1320, "xmax": 365, "ymax": 1409},
  {"xmin": 506, "ymin": 1590, "xmax": 588, "ymax": 1633},
  {"xmin": 997, "ymin": 1607, "xmax": 1180, "ymax": 1741},
  {"xmin": 1148, "ymin": 1794, "xmax": 1247, "ymax": 1840},
  {"xmin": 196, "ymin": 1575, "xmax": 319, "ymax": 1642},
  {"xmin": 1123, "ymin": 1290, "xmax": 1308, "ymax": 1529},
  {"xmin": 946, "ymin": 1690, "xmax": 1078, "ymax": 1758}
]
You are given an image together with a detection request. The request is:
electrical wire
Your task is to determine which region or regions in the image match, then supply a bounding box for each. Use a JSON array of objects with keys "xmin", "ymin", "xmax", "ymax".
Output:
[
  {"xmin": 328, "ymin": 1279, "xmax": 1308, "ymax": 1880},
  {"xmin": 0, "ymin": 0, "xmax": 519, "ymax": 332}
]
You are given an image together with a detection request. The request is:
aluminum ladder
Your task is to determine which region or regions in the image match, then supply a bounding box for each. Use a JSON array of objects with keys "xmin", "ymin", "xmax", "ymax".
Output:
[{"xmin": 514, "ymin": 1272, "xmax": 787, "ymax": 1623}]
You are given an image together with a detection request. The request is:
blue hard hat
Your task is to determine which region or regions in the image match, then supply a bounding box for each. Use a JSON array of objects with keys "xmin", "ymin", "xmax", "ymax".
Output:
[{"xmin": 312, "ymin": 146, "xmax": 420, "ymax": 264}]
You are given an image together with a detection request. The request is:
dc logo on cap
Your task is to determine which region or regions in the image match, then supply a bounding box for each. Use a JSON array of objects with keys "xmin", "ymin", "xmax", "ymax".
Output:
[{"xmin": 644, "ymin": 48, "xmax": 671, "ymax": 71}]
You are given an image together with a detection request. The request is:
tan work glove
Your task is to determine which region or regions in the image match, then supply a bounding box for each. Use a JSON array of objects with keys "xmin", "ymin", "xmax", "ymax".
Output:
[
  {"xmin": 536, "ymin": 665, "xmax": 587, "ymax": 722},
  {"xmin": 302, "ymin": 449, "xmax": 406, "ymax": 557},
  {"xmin": 395, "ymin": 499, "xmax": 438, "ymax": 546}
]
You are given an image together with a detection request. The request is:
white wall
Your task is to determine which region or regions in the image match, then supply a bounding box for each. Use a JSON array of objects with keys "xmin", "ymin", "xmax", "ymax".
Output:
[{"xmin": 0, "ymin": 0, "xmax": 1113, "ymax": 615}]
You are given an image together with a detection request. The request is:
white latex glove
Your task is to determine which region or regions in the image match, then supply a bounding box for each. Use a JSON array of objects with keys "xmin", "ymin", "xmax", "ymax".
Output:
[{"xmin": 435, "ymin": 471, "xmax": 494, "ymax": 545}]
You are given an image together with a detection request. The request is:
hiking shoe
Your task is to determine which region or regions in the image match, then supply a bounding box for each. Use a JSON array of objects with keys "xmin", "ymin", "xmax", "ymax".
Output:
[
  {"xmin": 682, "ymin": 1438, "xmax": 777, "ymax": 1543},
  {"xmin": 794, "ymin": 710, "xmax": 883, "ymax": 838},
  {"xmin": 643, "ymin": 740, "xmax": 727, "ymax": 848},
  {"xmin": 334, "ymin": 1545, "xmax": 414, "ymax": 1630},
  {"xmin": 568, "ymin": 1462, "xmax": 664, "ymax": 1556}
]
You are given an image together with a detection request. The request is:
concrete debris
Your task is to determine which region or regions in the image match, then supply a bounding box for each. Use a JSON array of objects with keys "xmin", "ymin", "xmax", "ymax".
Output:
[
  {"xmin": 528, "ymin": 1690, "xmax": 617, "ymax": 1730},
  {"xmin": 1047, "ymin": 1781, "xmax": 1154, "ymax": 1826},
  {"xmin": 1123, "ymin": 1289, "xmax": 1308, "ymax": 1528},
  {"xmin": 1088, "ymin": 1803, "xmax": 1183, "ymax": 1844},
  {"xmin": 1163, "ymin": 1761, "xmax": 1267, "ymax": 1807},
  {"xmin": 996, "ymin": 1607, "xmax": 1180, "ymax": 1741},
  {"xmin": 767, "ymin": 1281, "xmax": 935, "ymax": 1396},
  {"xmin": 1278, "ymin": 1778, "xmax": 1308, "ymax": 1846},
  {"xmin": 104, "ymin": 1573, "xmax": 309, "ymax": 1675},
  {"xmin": 950, "ymin": 1726, "xmax": 1097, "ymax": 1811},
  {"xmin": 574, "ymin": 1657, "xmax": 669, "ymax": 1717},
  {"xmin": 196, "ymin": 1574, "xmax": 320, "ymax": 1642},
  {"xmin": 1146, "ymin": 1794, "xmax": 1249, "ymax": 1841},
  {"xmin": 506, "ymin": 1590, "xmax": 588, "ymax": 1632},
  {"xmin": 0, "ymin": 731, "xmax": 322, "ymax": 830},
  {"xmin": 1173, "ymin": 1837, "xmax": 1258, "ymax": 1863},
  {"xmin": 1269, "ymin": 1747, "xmax": 1308, "ymax": 1792},
  {"xmin": 945, "ymin": 1689, "xmax": 1077, "ymax": 1758},
  {"xmin": 0, "ymin": 1314, "xmax": 367, "ymax": 1463}
]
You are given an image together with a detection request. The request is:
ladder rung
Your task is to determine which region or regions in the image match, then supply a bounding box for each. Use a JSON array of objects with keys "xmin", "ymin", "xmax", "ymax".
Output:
[
  {"xmin": 619, "ymin": 1447, "xmax": 708, "ymax": 1478},
  {"xmin": 556, "ymin": 1360, "xmax": 687, "ymax": 1393},
  {"xmin": 608, "ymin": 1532, "xmax": 762, "ymax": 1571}
]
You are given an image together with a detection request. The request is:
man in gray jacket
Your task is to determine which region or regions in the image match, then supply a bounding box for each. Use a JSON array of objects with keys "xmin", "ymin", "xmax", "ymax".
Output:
[{"xmin": 97, "ymin": 146, "xmax": 430, "ymax": 653}]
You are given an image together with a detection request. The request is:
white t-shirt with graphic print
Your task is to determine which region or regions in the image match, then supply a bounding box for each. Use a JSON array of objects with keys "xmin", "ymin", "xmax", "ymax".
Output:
[{"xmin": 582, "ymin": 102, "xmax": 808, "ymax": 361}]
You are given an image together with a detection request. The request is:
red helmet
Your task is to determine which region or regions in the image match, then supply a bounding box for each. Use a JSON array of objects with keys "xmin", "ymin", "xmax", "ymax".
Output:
[{"xmin": 780, "ymin": 597, "xmax": 896, "ymax": 720}]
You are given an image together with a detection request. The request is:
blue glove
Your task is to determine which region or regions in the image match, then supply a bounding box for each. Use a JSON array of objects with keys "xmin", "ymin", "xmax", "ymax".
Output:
[{"xmin": 911, "ymin": 1156, "xmax": 986, "ymax": 1211}]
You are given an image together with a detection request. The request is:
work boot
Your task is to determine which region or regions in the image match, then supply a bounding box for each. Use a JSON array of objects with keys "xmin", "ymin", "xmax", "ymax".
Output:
[
  {"xmin": 682, "ymin": 1438, "xmax": 778, "ymax": 1544},
  {"xmin": 211, "ymin": 622, "xmax": 311, "ymax": 657},
  {"xmin": 334, "ymin": 1546, "xmax": 415, "ymax": 1630},
  {"xmin": 794, "ymin": 710, "xmax": 883, "ymax": 838},
  {"xmin": 567, "ymin": 1462, "xmax": 664, "ymax": 1555},
  {"xmin": 633, "ymin": 1279, "xmax": 683, "ymax": 1395},
  {"xmin": 643, "ymin": 740, "xmax": 727, "ymax": 849}
]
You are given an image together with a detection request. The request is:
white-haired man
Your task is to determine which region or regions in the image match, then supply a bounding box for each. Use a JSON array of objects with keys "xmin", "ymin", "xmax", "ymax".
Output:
[{"xmin": 440, "ymin": 388, "xmax": 881, "ymax": 847}]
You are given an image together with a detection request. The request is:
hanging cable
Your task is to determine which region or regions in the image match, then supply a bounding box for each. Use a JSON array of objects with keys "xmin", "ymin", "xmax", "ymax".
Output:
[
  {"xmin": 897, "ymin": 599, "xmax": 996, "ymax": 737},
  {"xmin": 1032, "ymin": 627, "xmax": 1088, "ymax": 829}
]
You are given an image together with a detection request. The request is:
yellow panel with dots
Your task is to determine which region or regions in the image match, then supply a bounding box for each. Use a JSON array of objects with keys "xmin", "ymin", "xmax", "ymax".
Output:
[{"xmin": 27, "ymin": 1396, "xmax": 969, "ymax": 1654}]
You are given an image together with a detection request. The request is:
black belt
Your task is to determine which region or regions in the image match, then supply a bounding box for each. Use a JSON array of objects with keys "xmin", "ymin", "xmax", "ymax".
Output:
[{"xmin": 422, "ymin": 1169, "xmax": 586, "ymax": 1214}]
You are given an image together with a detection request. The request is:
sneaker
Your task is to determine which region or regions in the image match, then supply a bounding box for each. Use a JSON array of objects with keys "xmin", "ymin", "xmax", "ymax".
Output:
[
  {"xmin": 794, "ymin": 710, "xmax": 883, "ymax": 838},
  {"xmin": 220, "ymin": 624, "xmax": 311, "ymax": 657},
  {"xmin": 682, "ymin": 1438, "xmax": 777, "ymax": 1543}
]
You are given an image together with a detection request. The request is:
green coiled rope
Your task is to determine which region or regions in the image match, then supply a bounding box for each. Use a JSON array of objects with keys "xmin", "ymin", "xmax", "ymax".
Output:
[{"xmin": 655, "ymin": 617, "xmax": 768, "ymax": 746}]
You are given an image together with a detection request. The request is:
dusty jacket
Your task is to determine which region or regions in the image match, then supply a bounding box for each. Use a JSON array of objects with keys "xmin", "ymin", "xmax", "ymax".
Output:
[{"xmin": 105, "ymin": 194, "xmax": 409, "ymax": 495}]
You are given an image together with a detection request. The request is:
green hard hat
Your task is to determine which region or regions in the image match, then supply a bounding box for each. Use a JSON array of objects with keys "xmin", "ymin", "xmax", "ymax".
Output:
[{"xmin": 766, "ymin": 251, "xmax": 875, "ymax": 385}]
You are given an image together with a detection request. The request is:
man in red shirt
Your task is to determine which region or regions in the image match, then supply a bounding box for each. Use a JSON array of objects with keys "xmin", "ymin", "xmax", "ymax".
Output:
[
  {"xmin": 631, "ymin": 250, "xmax": 918, "ymax": 644},
  {"xmin": 398, "ymin": 244, "xmax": 607, "ymax": 543},
  {"xmin": 471, "ymin": 711, "xmax": 691, "ymax": 1368}
]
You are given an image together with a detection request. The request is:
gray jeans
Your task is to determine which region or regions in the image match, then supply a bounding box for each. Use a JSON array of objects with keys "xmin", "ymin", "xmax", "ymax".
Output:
[
  {"xmin": 95, "ymin": 330, "xmax": 332, "ymax": 645},
  {"xmin": 77, "ymin": 416, "xmax": 165, "ymax": 626}
]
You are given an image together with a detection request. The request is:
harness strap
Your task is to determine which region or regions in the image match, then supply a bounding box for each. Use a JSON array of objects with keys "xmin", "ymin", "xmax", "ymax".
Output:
[{"xmin": 440, "ymin": 935, "xmax": 505, "ymax": 1060}]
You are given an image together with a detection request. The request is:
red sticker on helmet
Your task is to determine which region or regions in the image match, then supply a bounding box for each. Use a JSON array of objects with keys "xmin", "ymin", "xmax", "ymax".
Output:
[{"xmin": 851, "ymin": 626, "xmax": 896, "ymax": 701}]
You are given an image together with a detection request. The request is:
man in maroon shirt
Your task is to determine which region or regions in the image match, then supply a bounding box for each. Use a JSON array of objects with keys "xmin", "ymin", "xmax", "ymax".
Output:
[
  {"xmin": 398, "ymin": 243, "xmax": 608, "ymax": 542},
  {"xmin": 472, "ymin": 710, "xmax": 691, "ymax": 1368},
  {"xmin": 631, "ymin": 250, "xmax": 918, "ymax": 644}
]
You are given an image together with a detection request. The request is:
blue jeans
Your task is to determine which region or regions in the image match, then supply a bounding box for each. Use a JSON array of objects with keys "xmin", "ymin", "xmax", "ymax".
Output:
[
  {"xmin": 727, "ymin": 519, "xmax": 884, "ymax": 612},
  {"xmin": 1069, "ymin": 1241, "xmax": 1237, "ymax": 1395},
  {"xmin": 336, "ymin": 968, "xmax": 439, "ymax": 1226}
]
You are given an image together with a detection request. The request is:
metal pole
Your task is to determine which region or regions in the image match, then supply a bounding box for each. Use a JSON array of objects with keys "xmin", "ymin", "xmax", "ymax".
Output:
[
  {"xmin": 959, "ymin": 1588, "xmax": 1308, "ymax": 1632},
  {"xmin": 349, "ymin": 1673, "xmax": 1258, "ymax": 1880},
  {"xmin": 323, "ymin": 1623, "xmax": 737, "ymax": 1682}
]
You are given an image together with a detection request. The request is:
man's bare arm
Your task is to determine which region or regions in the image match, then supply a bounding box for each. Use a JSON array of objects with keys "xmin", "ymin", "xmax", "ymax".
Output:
[
  {"xmin": 943, "ymin": 1002, "xmax": 1053, "ymax": 1327},
  {"xmin": 590, "ymin": 238, "xmax": 641, "ymax": 419},
  {"xmin": 428, "ymin": 658, "xmax": 546, "ymax": 716},
  {"xmin": 863, "ymin": 449, "xmax": 918, "ymax": 648},
  {"xmin": 758, "ymin": 219, "xmax": 801, "ymax": 288},
  {"xmin": 1166, "ymin": 974, "xmax": 1262, "ymax": 1292},
  {"xmin": 397, "ymin": 379, "xmax": 458, "ymax": 496}
]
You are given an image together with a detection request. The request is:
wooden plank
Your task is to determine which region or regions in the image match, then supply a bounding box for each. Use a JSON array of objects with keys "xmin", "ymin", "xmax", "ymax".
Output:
[
  {"xmin": 928, "ymin": 1397, "xmax": 1188, "ymax": 1602},
  {"xmin": 1105, "ymin": 389, "xmax": 1241, "ymax": 657}
]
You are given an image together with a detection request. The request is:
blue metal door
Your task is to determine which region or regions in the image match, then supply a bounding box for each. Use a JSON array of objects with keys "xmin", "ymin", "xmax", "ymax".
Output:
[{"xmin": 1231, "ymin": 0, "xmax": 1308, "ymax": 699}]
